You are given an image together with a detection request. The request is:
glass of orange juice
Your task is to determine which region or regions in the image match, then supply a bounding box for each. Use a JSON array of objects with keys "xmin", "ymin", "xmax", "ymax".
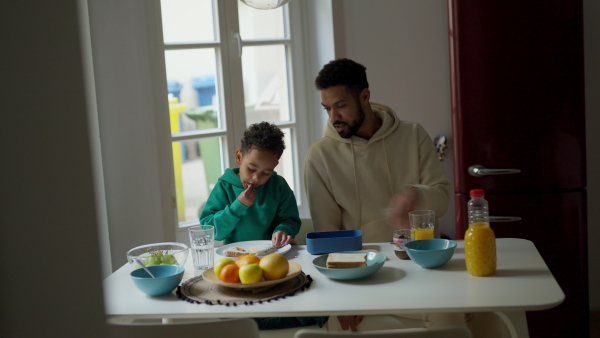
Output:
[{"xmin": 409, "ymin": 210, "xmax": 435, "ymax": 240}]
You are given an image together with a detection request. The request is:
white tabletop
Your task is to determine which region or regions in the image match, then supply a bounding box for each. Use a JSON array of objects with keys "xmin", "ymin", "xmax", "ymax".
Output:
[{"xmin": 103, "ymin": 238, "xmax": 564, "ymax": 320}]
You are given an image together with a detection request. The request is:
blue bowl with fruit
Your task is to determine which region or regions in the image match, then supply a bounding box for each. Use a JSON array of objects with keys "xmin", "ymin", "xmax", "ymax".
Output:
[
  {"xmin": 130, "ymin": 264, "xmax": 185, "ymax": 296},
  {"xmin": 126, "ymin": 242, "xmax": 189, "ymax": 270}
]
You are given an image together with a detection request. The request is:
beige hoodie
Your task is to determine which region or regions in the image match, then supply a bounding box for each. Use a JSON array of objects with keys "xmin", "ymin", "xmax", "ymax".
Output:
[{"xmin": 304, "ymin": 102, "xmax": 451, "ymax": 242}]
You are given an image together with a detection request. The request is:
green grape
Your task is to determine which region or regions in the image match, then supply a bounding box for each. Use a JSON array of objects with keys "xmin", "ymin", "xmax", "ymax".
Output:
[
  {"xmin": 144, "ymin": 256, "xmax": 160, "ymax": 266},
  {"xmin": 161, "ymin": 255, "xmax": 178, "ymax": 265}
]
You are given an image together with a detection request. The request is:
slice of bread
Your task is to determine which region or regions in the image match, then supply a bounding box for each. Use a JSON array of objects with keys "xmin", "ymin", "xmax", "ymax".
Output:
[
  {"xmin": 249, "ymin": 244, "xmax": 277, "ymax": 256},
  {"xmin": 223, "ymin": 246, "xmax": 248, "ymax": 257},
  {"xmin": 326, "ymin": 252, "xmax": 367, "ymax": 268}
]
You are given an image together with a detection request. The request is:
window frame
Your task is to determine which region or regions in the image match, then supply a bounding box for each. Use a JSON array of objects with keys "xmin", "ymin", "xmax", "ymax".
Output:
[{"xmin": 161, "ymin": 0, "xmax": 312, "ymax": 230}]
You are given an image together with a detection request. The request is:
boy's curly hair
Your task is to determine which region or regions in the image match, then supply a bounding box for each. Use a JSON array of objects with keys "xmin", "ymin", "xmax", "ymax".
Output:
[
  {"xmin": 240, "ymin": 122, "xmax": 285, "ymax": 157},
  {"xmin": 315, "ymin": 58, "xmax": 369, "ymax": 96}
]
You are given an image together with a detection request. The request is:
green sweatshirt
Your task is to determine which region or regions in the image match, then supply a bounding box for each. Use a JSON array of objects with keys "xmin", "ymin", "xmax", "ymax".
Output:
[{"xmin": 200, "ymin": 168, "xmax": 301, "ymax": 244}]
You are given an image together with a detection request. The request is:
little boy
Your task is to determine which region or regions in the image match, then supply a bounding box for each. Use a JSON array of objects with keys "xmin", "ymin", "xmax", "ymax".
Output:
[{"xmin": 200, "ymin": 122, "xmax": 300, "ymax": 248}]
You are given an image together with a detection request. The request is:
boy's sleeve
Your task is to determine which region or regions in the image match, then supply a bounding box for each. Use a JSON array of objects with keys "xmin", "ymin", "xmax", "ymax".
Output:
[
  {"xmin": 199, "ymin": 182, "xmax": 249, "ymax": 241},
  {"xmin": 272, "ymin": 177, "xmax": 301, "ymax": 238}
]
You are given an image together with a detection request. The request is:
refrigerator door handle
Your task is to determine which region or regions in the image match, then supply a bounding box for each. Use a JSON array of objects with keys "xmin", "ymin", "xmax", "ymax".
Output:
[
  {"xmin": 468, "ymin": 165, "xmax": 521, "ymax": 177},
  {"xmin": 489, "ymin": 216, "xmax": 522, "ymax": 222}
]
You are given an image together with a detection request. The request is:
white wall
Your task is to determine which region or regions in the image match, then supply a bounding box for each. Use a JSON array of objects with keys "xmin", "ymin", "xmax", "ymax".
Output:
[
  {"xmin": 331, "ymin": 0, "xmax": 600, "ymax": 310},
  {"xmin": 88, "ymin": 0, "xmax": 177, "ymax": 272},
  {"xmin": 331, "ymin": 0, "xmax": 455, "ymax": 237},
  {"xmin": 0, "ymin": 1, "xmax": 107, "ymax": 336}
]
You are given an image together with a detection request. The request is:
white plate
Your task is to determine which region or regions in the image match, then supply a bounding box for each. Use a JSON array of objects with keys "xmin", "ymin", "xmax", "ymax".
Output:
[
  {"xmin": 216, "ymin": 240, "xmax": 291, "ymax": 257},
  {"xmin": 202, "ymin": 261, "xmax": 302, "ymax": 290}
]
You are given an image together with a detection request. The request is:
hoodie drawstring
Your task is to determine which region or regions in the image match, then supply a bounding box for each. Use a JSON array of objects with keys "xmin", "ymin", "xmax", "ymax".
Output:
[
  {"xmin": 350, "ymin": 139, "xmax": 361, "ymax": 227},
  {"xmin": 383, "ymin": 137, "xmax": 394, "ymax": 196}
]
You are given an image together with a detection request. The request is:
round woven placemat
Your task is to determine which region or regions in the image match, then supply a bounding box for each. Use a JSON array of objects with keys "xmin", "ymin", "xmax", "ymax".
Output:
[{"xmin": 177, "ymin": 272, "xmax": 313, "ymax": 306}]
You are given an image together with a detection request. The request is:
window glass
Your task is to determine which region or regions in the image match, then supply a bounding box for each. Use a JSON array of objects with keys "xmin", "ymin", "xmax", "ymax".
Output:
[
  {"xmin": 161, "ymin": 0, "xmax": 215, "ymax": 43},
  {"xmin": 242, "ymin": 45, "xmax": 290, "ymax": 125},
  {"xmin": 173, "ymin": 137, "xmax": 223, "ymax": 222},
  {"xmin": 164, "ymin": 49, "xmax": 220, "ymax": 132},
  {"xmin": 238, "ymin": 4, "xmax": 285, "ymax": 40},
  {"xmin": 275, "ymin": 127, "xmax": 295, "ymax": 193}
]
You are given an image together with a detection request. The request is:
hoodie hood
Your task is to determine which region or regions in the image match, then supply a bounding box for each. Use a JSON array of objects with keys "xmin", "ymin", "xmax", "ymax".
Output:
[{"xmin": 324, "ymin": 101, "xmax": 400, "ymax": 143}]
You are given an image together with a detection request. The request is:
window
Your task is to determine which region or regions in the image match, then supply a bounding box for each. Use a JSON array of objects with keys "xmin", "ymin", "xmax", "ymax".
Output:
[{"xmin": 160, "ymin": 0, "xmax": 309, "ymax": 227}]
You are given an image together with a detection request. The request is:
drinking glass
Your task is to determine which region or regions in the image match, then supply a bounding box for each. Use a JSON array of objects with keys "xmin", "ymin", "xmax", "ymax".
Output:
[
  {"xmin": 409, "ymin": 210, "xmax": 435, "ymax": 240},
  {"xmin": 188, "ymin": 225, "xmax": 214, "ymax": 270}
]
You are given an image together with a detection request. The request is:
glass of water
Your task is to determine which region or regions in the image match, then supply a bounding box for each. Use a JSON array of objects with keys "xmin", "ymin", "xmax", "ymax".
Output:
[{"xmin": 188, "ymin": 225, "xmax": 214, "ymax": 270}]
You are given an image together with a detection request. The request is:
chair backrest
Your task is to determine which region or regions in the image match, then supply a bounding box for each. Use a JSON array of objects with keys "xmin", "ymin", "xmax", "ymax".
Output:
[
  {"xmin": 296, "ymin": 218, "xmax": 315, "ymax": 245},
  {"xmin": 294, "ymin": 326, "xmax": 472, "ymax": 338},
  {"xmin": 107, "ymin": 318, "xmax": 260, "ymax": 338}
]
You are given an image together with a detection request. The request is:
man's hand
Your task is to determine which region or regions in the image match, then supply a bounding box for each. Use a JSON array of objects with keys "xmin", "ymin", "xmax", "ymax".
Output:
[
  {"xmin": 336, "ymin": 315, "xmax": 364, "ymax": 332},
  {"xmin": 271, "ymin": 231, "xmax": 298, "ymax": 248},
  {"xmin": 238, "ymin": 183, "xmax": 256, "ymax": 207},
  {"xmin": 388, "ymin": 186, "xmax": 420, "ymax": 229}
]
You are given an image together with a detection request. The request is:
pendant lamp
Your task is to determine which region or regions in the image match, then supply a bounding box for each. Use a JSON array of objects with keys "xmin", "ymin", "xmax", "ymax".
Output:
[{"xmin": 239, "ymin": 0, "xmax": 292, "ymax": 10}]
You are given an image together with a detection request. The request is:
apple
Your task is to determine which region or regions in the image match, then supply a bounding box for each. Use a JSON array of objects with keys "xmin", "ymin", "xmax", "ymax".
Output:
[
  {"xmin": 239, "ymin": 263, "xmax": 263, "ymax": 284},
  {"xmin": 259, "ymin": 253, "xmax": 289, "ymax": 280},
  {"xmin": 214, "ymin": 258, "xmax": 235, "ymax": 278}
]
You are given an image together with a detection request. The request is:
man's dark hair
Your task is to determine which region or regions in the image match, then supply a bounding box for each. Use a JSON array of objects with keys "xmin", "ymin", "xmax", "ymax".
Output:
[
  {"xmin": 240, "ymin": 122, "xmax": 286, "ymax": 157},
  {"xmin": 315, "ymin": 58, "xmax": 369, "ymax": 96}
]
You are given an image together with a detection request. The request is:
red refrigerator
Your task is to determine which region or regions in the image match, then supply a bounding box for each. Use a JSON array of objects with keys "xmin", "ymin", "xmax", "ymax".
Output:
[{"xmin": 448, "ymin": 1, "xmax": 589, "ymax": 337}]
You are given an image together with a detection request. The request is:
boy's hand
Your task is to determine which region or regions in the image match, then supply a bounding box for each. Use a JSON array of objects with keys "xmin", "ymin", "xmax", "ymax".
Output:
[
  {"xmin": 238, "ymin": 183, "xmax": 256, "ymax": 207},
  {"xmin": 272, "ymin": 231, "xmax": 298, "ymax": 248}
]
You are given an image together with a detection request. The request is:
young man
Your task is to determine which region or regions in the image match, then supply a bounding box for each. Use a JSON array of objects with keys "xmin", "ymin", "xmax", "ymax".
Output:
[
  {"xmin": 304, "ymin": 58, "xmax": 451, "ymax": 243},
  {"xmin": 305, "ymin": 58, "xmax": 463, "ymax": 333},
  {"xmin": 200, "ymin": 122, "xmax": 299, "ymax": 248}
]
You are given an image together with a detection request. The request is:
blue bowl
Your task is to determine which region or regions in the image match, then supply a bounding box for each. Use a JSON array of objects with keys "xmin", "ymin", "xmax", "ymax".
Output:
[
  {"xmin": 405, "ymin": 239, "xmax": 457, "ymax": 268},
  {"xmin": 130, "ymin": 265, "xmax": 185, "ymax": 296},
  {"xmin": 306, "ymin": 230, "xmax": 362, "ymax": 255},
  {"xmin": 312, "ymin": 251, "xmax": 386, "ymax": 280}
]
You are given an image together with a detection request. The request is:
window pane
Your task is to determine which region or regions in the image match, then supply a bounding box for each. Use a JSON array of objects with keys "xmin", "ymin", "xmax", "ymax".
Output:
[
  {"xmin": 238, "ymin": 4, "xmax": 285, "ymax": 40},
  {"xmin": 242, "ymin": 45, "xmax": 290, "ymax": 125},
  {"xmin": 165, "ymin": 49, "xmax": 220, "ymax": 133},
  {"xmin": 161, "ymin": 0, "xmax": 215, "ymax": 44},
  {"xmin": 174, "ymin": 137, "xmax": 224, "ymax": 223},
  {"xmin": 275, "ymin": 128, "xmax": 295, "ymax": 194}
]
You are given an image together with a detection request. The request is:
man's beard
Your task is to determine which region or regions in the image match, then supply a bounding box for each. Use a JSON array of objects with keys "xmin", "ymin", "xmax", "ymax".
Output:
[{"xmin": 334, "ymin": 105, "xmax": 365, "ymax": 139}]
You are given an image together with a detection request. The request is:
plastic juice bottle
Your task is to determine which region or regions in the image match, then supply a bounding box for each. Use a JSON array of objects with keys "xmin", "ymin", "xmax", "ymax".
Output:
[{"xmin": 464, "ymin": 189, "xmax": 496, "ymax": 276}]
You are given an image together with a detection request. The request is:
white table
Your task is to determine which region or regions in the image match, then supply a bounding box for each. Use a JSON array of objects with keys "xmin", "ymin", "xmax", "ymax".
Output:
[{"xmin": 104, "ymin": 238, "xmax": 564, "ymax": 337}]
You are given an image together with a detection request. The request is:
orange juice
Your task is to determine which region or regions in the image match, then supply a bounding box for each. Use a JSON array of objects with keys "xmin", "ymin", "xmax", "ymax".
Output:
[
  {"xmin": 464, "ymin": 222, "xmax": 496, "ymax": 276},
  {"xmin": 411, "ymin": 228, "xmax": 434, "ymax": 240}
]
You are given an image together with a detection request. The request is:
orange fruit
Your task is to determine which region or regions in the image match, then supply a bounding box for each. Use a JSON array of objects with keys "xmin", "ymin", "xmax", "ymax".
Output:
[
  {"xmin": 259, "ymin": 253, "xmax": 289, "ymax": 280},
  {"xmin": 219, "ymin": 263, "xmax": 240, "ymax": 283},
  {"xmin": 235, "ymin": 254, "xmax": 261, "ymax": 267}
]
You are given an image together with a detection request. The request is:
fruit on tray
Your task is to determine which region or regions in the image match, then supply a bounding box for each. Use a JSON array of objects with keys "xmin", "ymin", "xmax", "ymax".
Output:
[
  {"xmin": 259, "ymin": 253, "xmax": 289, "ymax": 280},
  {"xmin": 214, "ymin": 258, "xmax": 235, "ymax": 278},
  {"xmin": 235, "ymin": 254, "xmax": 261, "ymax": 267},
  {"xmin": 215, "ymin": 254, "xmax": 290, "ymax": 283},
  {"xmin": 220, "ymin": 263, "xmax": 241, "ymax": 283},
  {"xmin": 239, "ymin": 264, "xmax": 263, "ymax": 284}
]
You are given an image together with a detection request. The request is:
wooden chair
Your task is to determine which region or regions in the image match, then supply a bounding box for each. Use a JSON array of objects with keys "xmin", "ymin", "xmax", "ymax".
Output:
[{"xmin": 106, "ymin": 318, "xmax": 260, "ymax": 338}]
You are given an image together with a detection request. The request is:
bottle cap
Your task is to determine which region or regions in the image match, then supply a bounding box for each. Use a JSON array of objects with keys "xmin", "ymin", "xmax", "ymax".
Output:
[{"xmin": 470, "ymin": 189, "xmax": 485, "ymax": 197}]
